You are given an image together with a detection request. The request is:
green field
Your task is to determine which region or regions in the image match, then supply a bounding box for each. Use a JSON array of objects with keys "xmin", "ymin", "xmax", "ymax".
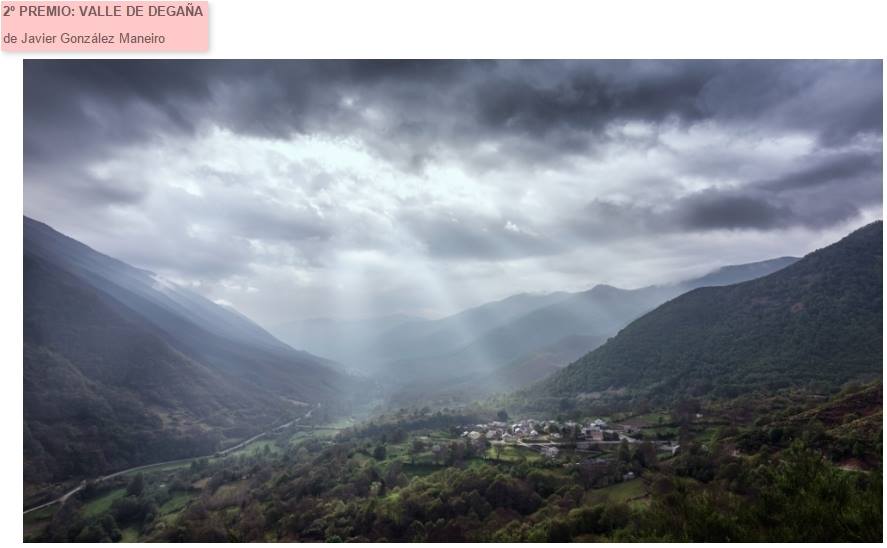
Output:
[
  {"xmin": 159, "ymin": 491, "xmax": 191, "ymax": 514},
  {"xmin": 82, "ymin": 488, "xmax": 127, "ymax": 518},
  {"xmin": 485, "ymin": 444, "xmax": 542, "ymax": 463},
  {"xmin": 585, "ymin": 478, "xmax": 647, "ymax": 507},
  {"xmin": 122, "ymin": 461, "xmax": 192, "ymax": 476},
  {"xmin": 284, "ymin": 422, "xmax": 350, "ymax": 445},
  {"xmin": 223, "ymin": 438, "xmax": 282, "ymax": 458},
  {"xmin": 622, "ymin": 412, "xmax": 673, "ymax": 427}
]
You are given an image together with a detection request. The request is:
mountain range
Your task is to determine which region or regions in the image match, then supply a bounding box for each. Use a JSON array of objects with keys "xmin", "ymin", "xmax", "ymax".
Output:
[
  {"xmin": 273, "ymin": 256, "xmax": 799, "ymax": 402},
  {"xmin": 25, "ymin": 214, "xmax": 880, "ymax": 490}
]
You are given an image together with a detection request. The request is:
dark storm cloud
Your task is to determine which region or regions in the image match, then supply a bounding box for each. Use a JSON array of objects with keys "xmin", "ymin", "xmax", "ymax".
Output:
[
  {"xmin": 728, "ymin": 149, "xmax": 881, "ymax": 230},
  {"xmin": 23, "ymin": 58, "xmax": 883, "ymax": 197},
  {"xmin": 757, "ymin": 151, "xmax": 882, "ymax": 192},
  {"xmin": 75, "ymin": 174, "xmax": 149, "ymax": 205},
  {"xmin": 24, "ymin": 163, "xmax": 150, "ymax": 209},
  {"xmin": 24, "ymin": 60, "xmax": 211, "ymax": 152},
  {"xmin": 573, "ymin": 194, "xmax": 785, "ymax": 238},
  {"xmin": 25, "ymin": 60, "xmax": 883, "ymax": 168},
  {"xmin": 687, "ymin": 60, "xmax": 883, "ymax": 144},
  {"xmin": 676, "ymin": 191, "xmax": 791, "ymax": 230},
  {"xmin": 471, "ymin": 61, "xmax": 710, "ymax": 136},
  {"xmin": 22, "ymin": 60, "xmax": 883, "ymax": 321},
  {"xmin": 577, "ymin": 178, "xmax": 871, "ymax": 237}
]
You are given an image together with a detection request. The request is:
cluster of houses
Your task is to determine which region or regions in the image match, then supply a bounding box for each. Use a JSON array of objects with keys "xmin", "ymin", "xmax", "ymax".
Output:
[
  {"xmin": 459, "ymin": 417, "xmax": 632, "ymax": 458},
  {"xmin": 449, "ymin": 416, "xmax": 687, "ymax": 472}
]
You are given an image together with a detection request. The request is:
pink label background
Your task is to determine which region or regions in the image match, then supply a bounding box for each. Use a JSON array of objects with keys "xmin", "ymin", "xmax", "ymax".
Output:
[{"xmin": 2, "ymin": 1, "xmax": 208, "ymax": 51}]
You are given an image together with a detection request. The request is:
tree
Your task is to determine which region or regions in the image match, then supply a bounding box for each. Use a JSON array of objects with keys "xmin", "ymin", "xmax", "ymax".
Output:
[
  {"xmin": 407, "ymin": 520, "xmax": 427, "ymax": 542},
  {"xmin": 446, "ymin": 441, "xmax": 466, "ymax": 465},
  {"xmin": 497, "ymin": 410, "xmax": 509, "ymax": 422},
  {"xmin": 372, "ymin": 444, "xmax": 387, "ymax": 461},
  {"xmin": 238, "ymin": 500, "xmax": 266, "ymax": 541},
  {"xmin": 633, "ymin": 441, "xmax": 658, "ymax": 469},
  {"xmin": 391, "ymin": 428, "xmax": 407, "ymax": 443},
  {"xmin": 617, "ymin": 439, "xmax": 631, "ymax": 464},
  {"xmin": 75, "ymin": 523, "xmax": 108, "ymax": 543},
  {"xmin": 493, "ymin": 442, "xmax": 504, "ymax": 462},
  {"xmin": 126, "ymin": 473, "xmax": 145, "ymax": 497},
  {"xmin": 409, "ymin": 438, "xmax": 425, "ymax": 465}
]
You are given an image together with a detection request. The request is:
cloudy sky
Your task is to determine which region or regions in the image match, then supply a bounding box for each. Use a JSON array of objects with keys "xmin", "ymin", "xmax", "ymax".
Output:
[{"xmin": 24, "ymin": 60, "xmax": 883, "ymax": 326}]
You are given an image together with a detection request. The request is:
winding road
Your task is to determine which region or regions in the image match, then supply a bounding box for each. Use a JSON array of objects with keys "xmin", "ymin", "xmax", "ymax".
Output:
[{"xmin": 23, "ymin": 407, "xmax": 318, "ymax": 516}]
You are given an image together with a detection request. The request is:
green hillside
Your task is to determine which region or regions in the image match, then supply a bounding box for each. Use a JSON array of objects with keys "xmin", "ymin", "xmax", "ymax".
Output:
[
  {"xmin": 534, "ymin": 221, "xmax": 883, "ymax": 402},
  {"xmin": 24, "ymin": 217, "xmax": 358, "ymax": 488}
]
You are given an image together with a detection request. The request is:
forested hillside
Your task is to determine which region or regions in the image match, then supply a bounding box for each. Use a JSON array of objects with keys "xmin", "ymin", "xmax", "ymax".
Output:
[
  {"xmin": 24, "ymin": 217, "xmax": 356, "ymax": 486},
  {"xmin": 535, "ymin": 222, "xmax": 883, "ymax": 403}
]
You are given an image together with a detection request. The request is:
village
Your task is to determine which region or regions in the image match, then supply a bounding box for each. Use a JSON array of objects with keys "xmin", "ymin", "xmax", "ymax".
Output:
[{"xmin": 459, "ymin": 417, "xmax": 681, "ymax": 462}]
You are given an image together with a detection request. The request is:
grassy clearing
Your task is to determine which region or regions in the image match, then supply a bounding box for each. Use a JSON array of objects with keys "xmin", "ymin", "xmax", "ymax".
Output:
[
  {"xmin": 120, "ymin": 527, "xmax": 140, "ymax": 542},
  {"xmin": 158, "ymin": 506, "xmax": 187, "ymax": 528},
  {"xmin": 327, "ymin": 417, "xmax": 356, "ymax": 430},
  {"xmin": 695, "ymin": 426, "xmax": 721, "ymax": 445},
  {"xmin": 224, "ymin": 438, "xmax": 281, "ymax": 458},
  {"xmin": 423, "ymin": 429, "xmax": 455, "ymax": 442},
  {"xmin": 206, "ymin": 480, "xmax": 250, "ymax": 510},
  {"xmin": 623, "ymin": 412, "xmax": 672, "ymax": 428},
  {"xmin": 350, "ymin": 451, "xmax": 374, "ymax": 465},
  {"xmin": 285, "ymin": 419, "xmax": 350, "ymax": 444},
  {"xmin": 584, "ymin": 478, "xmax": 647, "ymax": 506},
  {"xmin": 123, "ymin": 461, "xmax": 192, "ymax": 477},
  {"xmin": 287, "ymin": 429, "xmax": 314, "ymax": 444},
  {"xmin": 383, "ymin": 442, "xmax": 411, "ymax": 462},
  {"xmin": 485, "ymin": 444, "xmax": 542, "ymax": 463},
  {"xmin": 160, "ymin": 491, "xmax": 191, "ymax": 514},
  {"xmin": 82, "ymin": 488, "xmax": 127, "ymax": 518}
]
